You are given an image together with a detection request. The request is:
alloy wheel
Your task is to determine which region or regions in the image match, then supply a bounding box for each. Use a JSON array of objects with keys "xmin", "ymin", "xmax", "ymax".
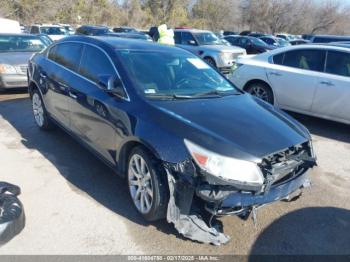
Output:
[
  {"xmin": 32, "ymin": 93, "xmax": 44, "ymax": 127},
  {"xmin": 250, "ymin": 86, "xmax": 269, "ymax": 102},
  {"xmin": 128, "ymin": 154, "xmax": 154, "ymax": 214}
]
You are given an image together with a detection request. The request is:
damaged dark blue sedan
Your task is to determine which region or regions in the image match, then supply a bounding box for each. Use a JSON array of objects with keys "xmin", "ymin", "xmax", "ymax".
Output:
[{"xmin": 28, "ymin": 36, "xmax": 316, "ymax": 245}]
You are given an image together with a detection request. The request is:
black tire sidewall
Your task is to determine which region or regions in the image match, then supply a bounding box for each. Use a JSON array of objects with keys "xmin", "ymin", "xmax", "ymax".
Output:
[{"xmin": 204, "ymin": 57, "xmax": 216, "ymax": 68}]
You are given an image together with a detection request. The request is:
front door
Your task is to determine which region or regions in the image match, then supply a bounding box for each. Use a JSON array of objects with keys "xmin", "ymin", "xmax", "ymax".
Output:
[{"xmin": 69, "ymin": 44, "xmax": 119, "ymax": 164}]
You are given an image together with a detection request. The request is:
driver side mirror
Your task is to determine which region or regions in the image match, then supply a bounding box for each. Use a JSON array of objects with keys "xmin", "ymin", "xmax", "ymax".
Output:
[{"xmin": 98, "ymin": 75, "xmax": 126, "ymax": 98}]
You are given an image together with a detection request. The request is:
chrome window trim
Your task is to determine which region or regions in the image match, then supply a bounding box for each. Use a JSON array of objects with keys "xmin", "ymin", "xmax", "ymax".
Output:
[{"xmin": 46, "ymin": 40, "xmax": 130, "ymax": 101}]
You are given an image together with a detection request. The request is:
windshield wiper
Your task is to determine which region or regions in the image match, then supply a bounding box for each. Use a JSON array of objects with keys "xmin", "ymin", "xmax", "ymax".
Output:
[
  {"xmin": 192, "ymin": 90, "xmax": 239, "ymax": 98},
  {"xmin": 146, "ymin": 94, "xmax": 194, "ymax": 100}
]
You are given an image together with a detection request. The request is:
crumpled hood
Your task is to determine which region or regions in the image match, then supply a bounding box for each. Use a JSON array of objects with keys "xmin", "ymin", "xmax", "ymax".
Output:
[
  {"xmin": 200, "ymin": 45, "xmax": 246, "ymax": 53},
  {"xmin": 0, "ymin": 52, "xmax": 34, "ymax": 65},
  {"xmin": 151, "ymin": 94, "xmax": 310, "ymax": 161}
]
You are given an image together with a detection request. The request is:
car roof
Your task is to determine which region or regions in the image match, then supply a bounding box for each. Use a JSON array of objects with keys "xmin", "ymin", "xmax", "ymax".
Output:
[
  {"xmin": 317, "ymin": 43, "xmax": 350, "ymax": 49},
  {"xmin": 58, "ymin": 35, "xmax": 185, "ymax": 52},
  {"xmin": 34, "ymin": 24, "xmax": 62, "ymax": 27},
  {"xmin": 0, "ymin": 33, "xmax": 40, "ymax": 37},
  {"xmin": 79, "ymin": 25, "xmax": 109, "ymax": 29},
  {"xmin": 174, "ymin": 29, "xmax": 211, "ymax": 33},
  {"xmin": 312, "ymin": 35, "xmax": 350, "ymax": 38}
]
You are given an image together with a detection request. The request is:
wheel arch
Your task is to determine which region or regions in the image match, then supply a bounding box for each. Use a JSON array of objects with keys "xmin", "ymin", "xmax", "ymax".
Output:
[
  {"xmin": 117, "ymin": 138, "xmax": 162, "ymax": 177},
  {"xmin": 243, "ymin": 79, "xmax": 276, "ymax": 104},
  {"xmin": 203, "ymin": 56, "xmax": 217, "ymax": 66},
  {"xmin": 28, "ymin": 80, "xmax": 43, "ymax": 99}
]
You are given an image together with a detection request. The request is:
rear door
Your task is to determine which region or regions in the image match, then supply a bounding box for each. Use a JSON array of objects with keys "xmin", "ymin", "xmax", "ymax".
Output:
[
  {"xmin": 312, "ymin": 50, "xmax": 350, "ymax": 122},
  {"xmin": 267, "ymin": 49, "xmax": 326, "ymax": 112},
  {"xmin": 43, "ymin": 42, "xmax": 83, "ymax": 128}
]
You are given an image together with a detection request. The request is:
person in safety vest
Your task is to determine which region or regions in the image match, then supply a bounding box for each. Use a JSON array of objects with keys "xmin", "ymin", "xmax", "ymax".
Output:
[{"xmin": 157, "ymin": 24, "xmax": 175, "ymax": 46}]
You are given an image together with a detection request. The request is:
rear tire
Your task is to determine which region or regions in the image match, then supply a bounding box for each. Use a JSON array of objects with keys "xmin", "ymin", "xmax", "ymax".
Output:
[
  {"xmin": 245, "ymin": 82, "xmax": 274, "ymax": 104},
  {"xmin": 127, "ymin": 147, "xmax": 168, "ymax": 221},
  {"xmin": 31, "ymin": 89, "xmax": 53, "ymax": 130}
]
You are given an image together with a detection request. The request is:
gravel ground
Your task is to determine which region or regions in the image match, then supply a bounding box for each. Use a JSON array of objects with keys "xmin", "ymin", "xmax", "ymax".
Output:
[{"xmin": 0, "ymin": 91, "xmax": 349, "ymax": 255}]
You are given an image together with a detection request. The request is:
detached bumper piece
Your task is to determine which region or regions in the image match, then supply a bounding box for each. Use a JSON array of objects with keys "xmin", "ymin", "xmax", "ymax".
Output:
[
  {"xmin": 165, "ymin": 169, "xmax": 230, "ymax": 246},
  {"xmin": 0, "ymin": 182, "xmax": 25, "ymax": 246}
]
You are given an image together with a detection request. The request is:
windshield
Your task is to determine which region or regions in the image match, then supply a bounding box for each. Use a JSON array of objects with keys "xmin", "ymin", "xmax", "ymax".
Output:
[
  {"xmin": 277, "ymin": 38, "xmax": 291, "ymax": 46},
  {"xmin": 117, "ymin": 50, "xmax": 240, "ymax": 99},
  {"xmin": 250, "ymin": 37, "xmax": 268, "ymax": 46},
  {"xmin": 40, "ymin": 26, "xmax": 66, "ymax": 35},
  {"xmin": 0, "ymin": 35, "xmax": 47, "ymax": 52},
  {"xmin": 193, "ymin": 32, "xmax": 223, "ymax": 45}
]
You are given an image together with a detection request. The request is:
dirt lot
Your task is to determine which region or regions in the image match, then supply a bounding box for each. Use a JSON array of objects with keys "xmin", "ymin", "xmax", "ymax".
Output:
[{"xmin": 0, "ymin": 90, "xmax": 349, "ymax": 255}]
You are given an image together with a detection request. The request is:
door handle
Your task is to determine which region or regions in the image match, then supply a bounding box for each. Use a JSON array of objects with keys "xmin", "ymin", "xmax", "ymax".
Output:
[
  {"xmin": 269, "ymin": 72, "xmax": 282, "ymax": 76},
  {"xmin": 39, "ymin": 72, "xmax": 47, "ymax": 79},
  {"xmin": 69, "ymin": 91, "xmax": 78, "ymax": 100},
  {"xmin": 320, "ymin": 81, "xmax": 334, "ymax": 86}
]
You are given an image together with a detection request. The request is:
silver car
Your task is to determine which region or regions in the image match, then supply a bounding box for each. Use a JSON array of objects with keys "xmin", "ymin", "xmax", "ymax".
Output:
[
  {"xmin": 0, "ymin": 34, "xmax": 47, "ymax": 90},
  {"xmin": 174, "ymin": 29, "xmax": 246, "ymax": 75},
  {"xmin": 231, "ymin": 44, "xmax": 350, "ymax": 125}
]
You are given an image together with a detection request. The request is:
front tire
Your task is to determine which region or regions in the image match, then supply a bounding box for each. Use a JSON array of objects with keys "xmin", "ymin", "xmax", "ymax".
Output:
[
  {"xmin": 204, "ymin": 57, "xmax": 217, "ymax": 68},
  {"xmin": 245, "ymin": 82, "xmax": 274, "ymax": 104},
  {"xmin": 31, "ymin": 89, "xmax": 53, "ymax": 130},
  {"xmin": 127, "ymin": 147, "xmax": 168, "ymax": 221}
]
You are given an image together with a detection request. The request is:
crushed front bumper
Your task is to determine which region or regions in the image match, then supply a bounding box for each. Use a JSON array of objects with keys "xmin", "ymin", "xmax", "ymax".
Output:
[
  {"xmin": 222, "ymin": 171, "xmax": 309, "ymax": 210},
  {"xmin": 163, "ymin": 151, "xmax": 315, "ymax": 245}
]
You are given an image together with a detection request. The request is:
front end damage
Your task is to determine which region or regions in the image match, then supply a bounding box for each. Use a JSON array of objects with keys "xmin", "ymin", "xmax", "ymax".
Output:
[{"xmin": 163, "ymin": 142, "xmax": 316, "ymax": 245}]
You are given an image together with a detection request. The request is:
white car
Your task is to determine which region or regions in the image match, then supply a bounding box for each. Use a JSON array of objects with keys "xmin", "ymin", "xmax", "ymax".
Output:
[
  {"xmin": 230, "ymin": 44, "xmax": 350, "ymax": 124},
  {"xmin": 29, "ymin": 24, "xmax": 67, "ymax": 41}
]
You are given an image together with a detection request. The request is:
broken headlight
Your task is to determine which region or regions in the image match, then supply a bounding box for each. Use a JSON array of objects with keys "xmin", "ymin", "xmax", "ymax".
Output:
[{"xmin": 184, "ymin": 139, "xmax": 264, "ymax": 186}]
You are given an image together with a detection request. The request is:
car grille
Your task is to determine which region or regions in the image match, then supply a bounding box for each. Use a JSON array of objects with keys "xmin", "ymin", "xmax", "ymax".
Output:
[
  {"xmin": 259, "ymin": 142, "xmax": 312, "ymax": 190},
  {"xmin": 16, "ymin": 65, "xmax": 28, "ymax": 75}
]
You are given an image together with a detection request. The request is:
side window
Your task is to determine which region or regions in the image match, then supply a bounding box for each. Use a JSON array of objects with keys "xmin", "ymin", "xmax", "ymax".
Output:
[
  {"xmin": 181, "ymin": 32, "xmax": 195, "ymax": 45},
  {"xmin": 273, "ymin": 53, "xmax": 284, "ymax": 65},
  {"xmin": 79, "ymin": 45, "xmax": 115, "ymax": 83},
  {"xmin": 227, "ymin": 37, "xmax": 238, "ymax": 45},
  {"xmin": 174, "ymin": 32, "xmax": 181, "ymax": 44},
  {"xmin": 55, "ymin": 43, "xmax": 83, "ymax": 72},
  {"xmin": 31, "ymin": 26, "xmax": 39, "ymax": 34},
  {"xmin": 239, "ymin": 38, "xmax": 248, "ymax": 46},
  {"xmin": 264, "ymin": 38, "xmax": 274, "ymax": 45},
  {"xmin": 283, "ymin": 49, "xmax": 326, "ymax": 72},
  {"xmin": 326, "ymin": 51, "xmax": 350, "ymax": 77},
  {"xmin": 48, "ymin": 45, "xmax": 58, "ymax": 61}
]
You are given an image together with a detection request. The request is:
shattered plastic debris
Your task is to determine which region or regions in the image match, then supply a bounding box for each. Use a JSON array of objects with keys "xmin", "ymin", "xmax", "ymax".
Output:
[
  {"xmin": 0, "ymin": 182, "xmax": 25, "ymax": 246},
  {"xmin": 166, "ymin": 171, "xmax": 230, "ymax": 246}
]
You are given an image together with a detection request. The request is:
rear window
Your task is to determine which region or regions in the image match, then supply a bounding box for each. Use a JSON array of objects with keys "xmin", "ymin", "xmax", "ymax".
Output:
[
  {"xmin": 273, "ymin": 53, "xmax": 284, "ymax": 65},
  {"xmin": 52, "ymin": 43, "xmax": 83, "ymax": 71},
  {"xmin": 326, "ymin": 51, "xmax": 350, "ymax": 77},
  {"xmin": 0, "ymin": 35, "xmax": 46, "ymax": 52}
]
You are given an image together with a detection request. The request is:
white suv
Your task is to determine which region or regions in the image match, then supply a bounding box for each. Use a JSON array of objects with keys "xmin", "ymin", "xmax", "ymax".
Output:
[{"xmin": 230, "ymin": 44, "xmax": 350, "ymax": 124}]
